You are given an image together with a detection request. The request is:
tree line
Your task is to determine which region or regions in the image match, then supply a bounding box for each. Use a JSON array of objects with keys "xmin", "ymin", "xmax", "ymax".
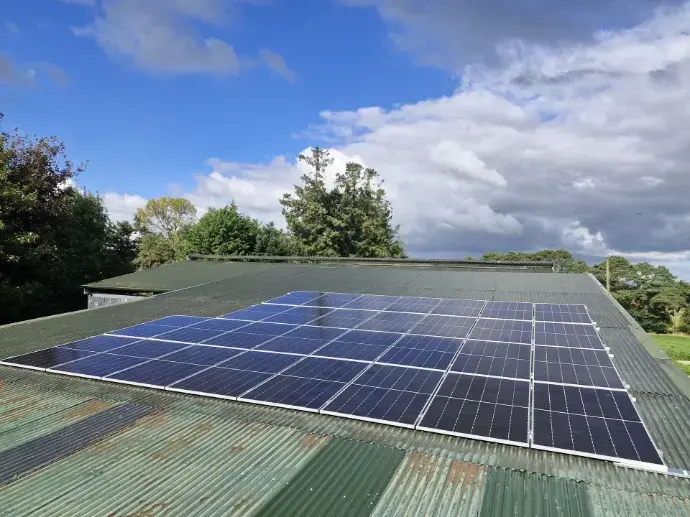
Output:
[{"xmin": 2, "ymin": 120, "xmax": 688, "ymax": 334}]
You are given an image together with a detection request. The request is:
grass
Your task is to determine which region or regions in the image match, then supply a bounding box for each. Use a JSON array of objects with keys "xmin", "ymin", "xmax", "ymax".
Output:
[{"xmin": 651, "ymin": 333, "xmax": 690, "ymax": 376}]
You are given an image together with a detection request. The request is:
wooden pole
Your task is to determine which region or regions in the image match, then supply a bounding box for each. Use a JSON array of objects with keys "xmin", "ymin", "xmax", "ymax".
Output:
[{"xmin": 606, "ymin": 256, "xmax": 610, "ymax": 291}]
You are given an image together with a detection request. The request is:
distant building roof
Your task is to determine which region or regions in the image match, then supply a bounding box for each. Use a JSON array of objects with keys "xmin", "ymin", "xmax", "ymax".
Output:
[{"xmin": 2, "ymin": 261, "xmax": 689, "ymax": 516}]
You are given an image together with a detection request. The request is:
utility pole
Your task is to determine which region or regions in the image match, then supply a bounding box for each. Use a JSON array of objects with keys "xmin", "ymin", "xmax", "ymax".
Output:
[{"xmin": 606, "ymin": 256, "xmax": 610, "ymax": 291}]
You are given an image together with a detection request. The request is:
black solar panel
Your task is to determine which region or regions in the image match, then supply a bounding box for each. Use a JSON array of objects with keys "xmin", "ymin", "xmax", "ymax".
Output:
[
  {"xmin": 469, "ymin": 318, "xmax": 532, "ymax": 344},
  {"xmin": 482, "ymin": 301, "xmax": 533, "ymax": 321},
  {"xmin": 418, "ymin": 373, "xmax": 529, "ymax": 444},
  {"xmin": 534, "ymin": 322, "xmax": 605, "ymax": 350},
  {"xmin": 450, "ymin": 340, "xmax": 531, "ymax": 380},
  {"xmin": 2, "ymin": 294, "xmax": 664, "ymax": 468},
  {"xmin": 534, "ymin": 303, "xmax": 592, "ymax": 324},
  {"xmin": 532, "ymin": 383, "xmax": 662, "ymax": 464}
]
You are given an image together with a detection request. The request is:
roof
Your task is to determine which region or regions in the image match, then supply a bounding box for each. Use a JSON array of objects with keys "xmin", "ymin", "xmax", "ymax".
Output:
[
  {"xmin": 2, "ymin": 262, "xmax": 689, "ymax": 516},
  {"xmin": 82, "ymin": 256, "xmax": 555, "ymax": 293}
]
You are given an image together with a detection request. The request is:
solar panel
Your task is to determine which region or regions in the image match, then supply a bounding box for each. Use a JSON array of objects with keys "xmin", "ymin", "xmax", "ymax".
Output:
[
  {"xmin": 430, "ymin": 299, "xmax": 485, "ymax": 317},
  {"xmin": 532, "ymin": 383, "xmax": 662, "ymax": 464},
  {"xmin": 322, "ymin": 364, "xmax": 443, "ymax": 427},
  {"xmin": 469, "ymin": 318, "xmax": 532, "ymax": 344},
  {"xmin": 418, "ymin": 373, "xmax": 529, "ymax": 445},
  {"xmin": 482, "ymin": 301, "xmax": 533, "ymax": 321},
  {"xmin": 450, "ymin": 340, "xmax": 531, "ymax": 380},
  {"xmin": 1, "ymin": 294, "xmax": 665, "ymax": 469},
  {"xmin": 533, "ymin": 345, "xmax": 623, "ymax": 389},
  {"xmin": 409, "ymin": 315, "xmax": 475, "ymax": 339},
  {"xmin": 535, "ymin": 304, "xmax": 592, "ymax": 324},
  {"xmin": 534, "ymin": 322, "xmax": 605, "ymax": 350},
  {"xmin": 356, "ymin": 311, "xmax": 425, "ymax": 333},
  {"xmin": 384, "ymin": 296, "xmax": 442, "ymax": 314}
]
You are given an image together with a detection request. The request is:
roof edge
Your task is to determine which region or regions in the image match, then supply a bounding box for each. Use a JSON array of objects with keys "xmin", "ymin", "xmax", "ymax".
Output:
[{"xmin": 187, "ymin": 253, "xmax": 556, "ymax": 268}]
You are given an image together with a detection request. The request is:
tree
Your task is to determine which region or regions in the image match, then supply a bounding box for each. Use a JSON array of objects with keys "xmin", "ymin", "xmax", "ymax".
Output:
[
  {"xmin": 133, "ymin": 197, "xmax": 196, "ymax": 269},
  {"xmin": 0, "ymin": 125, "xmax": 135, "ymax": 323},
  {"xmin": 481, "ymin": 249, "xmax": 588, "ymax": 273},
  {"xmin": 184, "ymin": 202, "xmax": 299, "ymax": 257},
  {"xmin": 281, "ymin": 147, "xmax": 405, "ymax": 257}
]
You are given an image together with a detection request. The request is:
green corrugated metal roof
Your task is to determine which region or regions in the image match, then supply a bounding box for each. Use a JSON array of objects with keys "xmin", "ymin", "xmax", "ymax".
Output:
[{"xmin": 2, "ymin": 262, "xmax": 690, "ymax": 516}]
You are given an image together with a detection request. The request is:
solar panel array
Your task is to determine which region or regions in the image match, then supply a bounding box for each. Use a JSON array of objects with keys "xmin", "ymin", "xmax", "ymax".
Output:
[{"xmin": 0, "ymin": 292, "xmax": 664, "ymax": 467}]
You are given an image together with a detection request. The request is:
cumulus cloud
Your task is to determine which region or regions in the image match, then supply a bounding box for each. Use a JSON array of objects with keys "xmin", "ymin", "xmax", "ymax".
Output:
[
  {"xmin": 103, "ymin": 3, "xmax": 690, "ymax": 277},
  {"xmin": 66, "ymin": 0, "xmax": 292, "ymax": 79},
  {"xmin": 102, "ymin": 192, "xmax": 147, "ymax": 222}
]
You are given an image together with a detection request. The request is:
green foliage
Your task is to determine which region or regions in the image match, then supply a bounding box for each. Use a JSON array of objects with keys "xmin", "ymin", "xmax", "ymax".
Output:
[
  {"xmin": 134, "ymin": 197, "xmax": 196, "ymax": 269},
  {"xmin": 480, "ymin": 249, "xmax": 588, "ymax": 273},
  {"xmin": 0, "ymin": 126, "xmax": 135, "ymax": 323},
  {"xmin": 183, "ymin": 203, "xmax": 298, "ymax": 257},
  {"xmin": 678, "ymin": 307, "xmax": 690, "ymax": 334},
  {"xmin": 651, "ymin": 333, "xmax": 690, "ymax": 361},
  {"xmin": 281, "ymin": 147, "xmax": 405, "ymax": 258}
]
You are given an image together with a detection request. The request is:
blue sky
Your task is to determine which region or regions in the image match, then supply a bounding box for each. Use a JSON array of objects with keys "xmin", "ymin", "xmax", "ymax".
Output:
[{"xmin": 2, "ymin": 0, "xmax": 690, "ymax": 279}]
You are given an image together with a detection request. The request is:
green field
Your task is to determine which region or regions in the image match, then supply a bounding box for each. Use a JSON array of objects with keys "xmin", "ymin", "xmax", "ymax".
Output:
[{"xmin": 651, "ymin": 334, "xmax": 690, "ymax": 376}]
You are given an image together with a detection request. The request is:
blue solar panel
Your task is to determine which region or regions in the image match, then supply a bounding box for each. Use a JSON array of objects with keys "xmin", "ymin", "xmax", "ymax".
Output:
[
  {"xmin": 169, "ymin": 367, "xmax": 272, "ymax": 398},
  {"xmin": 49, "ymin": 353, "xmax": 147, "ymax": 378},
  {"xmin": 58, "ymin": 335, "xmax": 140, "ymax": 353},
  {"xmin": 4, "ymin": 291, "xmax": 663, "ymax": 468},
  {"xmin": 263, "ymin": 306, "xmax": 334, "ymax": 325}
]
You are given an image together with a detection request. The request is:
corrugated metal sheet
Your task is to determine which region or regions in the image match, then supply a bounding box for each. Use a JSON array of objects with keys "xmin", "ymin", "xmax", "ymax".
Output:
[
  {"xmin": 588, "ymin": 484, "xmax": 690, "ymax": 516},
  {"xmin": 633, "ymin": 393, "xmax": 690, "ymax": 469},
  {"xmin": 254, "ymin": 438, "xmax": 405, "ymax": 517},
  {"xmin": 371, "ymin": 455, "xmax": 487, "ymax": 517},
  {"xmin": 0, "ymin": 403, "xmax": 153, "ymax": 487},
  {"xmin": 84, "ymin": 261, "xmax": 276, "ymax": 292}
]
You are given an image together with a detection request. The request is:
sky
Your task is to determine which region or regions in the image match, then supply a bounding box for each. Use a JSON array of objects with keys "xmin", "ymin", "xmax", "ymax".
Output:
[{"xmin": 1, "ymin": 0, "xmax": 689, "ymax": 279}]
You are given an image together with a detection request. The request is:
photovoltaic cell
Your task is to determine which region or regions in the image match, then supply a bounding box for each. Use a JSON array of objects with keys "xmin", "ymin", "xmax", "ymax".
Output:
[
  {"xmin": 153, "ymin": 327, "xmax": 227, "ymax": 344},
  {"xmin": 532, "ymin": 383, "xmax": 662, "ymax": 464},
  {"xmin": 254, "ymin": 336, "xmax": 327, "ymax": 355},
  {"xmin": 419, "ymin": 373, "xmax": 530, "ymax": 444},
  {"xmin": 264, "ymin": 291, "xmax": 324, "ymax": 305},
  {"xmin": 304, "ymin": 293, "xmax": 363, "ymax": 308},
  {"xmin": 106, "ymin": 359, "xmax": 206, "ymax": 387},
  {"xmin": 378, "ymin": 347, "xmax": 454, "ymax": 370},
  {"xmin": 2, "ymin": 348, "xmax": 97, "ymax": 370},
  {"xmin": 409, "ymin": 315, "xmax": 475, "ymax": 339},
  {"xmin": 169, "ymin": 367, "xmax": 272, "ymax": 398},
  {"xmin": 357, "ymin": 312, "xmax": 425, "ymax": 333},
  {"xmin": 49, "ymin": 353, "xmax": 147, "ymax": 378},
  {"xmin": 534, "ymin": 322, "xmax": 604, "ymax": 350},
  {"xmin": 283, "ymin": 325, "xmax": 347, "ymax": 343},
  {"xmin": 323, "ymin": 383, "xmax": 432, "ymax": 426},
  {"xmin": 482, "ymin": 301, "xmax": 533, "ymax": 321},
  {"xmin": 153, "ymin": 315, "xmax": 211, "ymax": 327},
  {"xmin": 450, "ymin": 340, "xmax": 531, "ymax": 380},
  {"xmin": 393, "ymin": 335, "xmax": 464, "ymax": 353},
  {"xmin": 430, "ymin": 299, "xmax": 485, "ymax": 317},
  {"xmin": 221, "ymin": 351, "xmax": 303, "ymax": 373},
  {"xmin": 309, "ymin": 308, "xmax": 377, "ymax": 328},
  {"xmin": 535, "ymin": 304, "xmax": 592, "ymax": 324},
  {"xmin": 105, "ymin": 340, "xmax": 188, "ymax": 359},
  {"xmin": 236, "ymin": 322, "xmax": 296, "ymax": 336},
  {"xmin": 313, "ymin": 329, "xmax": 401, "ymax": 361},
  {"xmin": 354, "ymin": 364, "xmax": 442, "ymax": 394},
  {"xmin": 219, "ymin": 304, "xmax": 291, "ymax": 321},
  {"xmin": 281, "ymin": 357, "xmax": 367, "ymax": 383},
  {"xmin": 242, "ymin": 376, "xmax": 345, "ymax": 410},
  {"xmin": 58, "ymin": 335, "xmax": 140, "ymax": 353},
  {"xmin": 201, "ymin": 331, "xmax": 275, "ymax": 349},
  {"xmin": 534, "ymin": 345, "xmax": 622, "ymax": 389},
  {"xmin": 384, "ymin": 297, "xmax": 441, "ymax": 314},
  {"xmin": 262, "ymin": 306, "xmax": 334, "ymax": 325},
  {"xmin": 189, "ymin": 319, "xmax": 251, "ymax": 332},
  {"xmin": 161, "ymin": 346, "xmax": 245, "ymax": 366},
  {"xmin": 342, "ymin": 295, "xmax": 400, "ymax": 311},
  {"xmin": 469, "ymin": 318, "xmax": 532, "ymax": 344},
  {"xmin": 110, "ymin": 322, "xmax": 172, "ymax": 338}
]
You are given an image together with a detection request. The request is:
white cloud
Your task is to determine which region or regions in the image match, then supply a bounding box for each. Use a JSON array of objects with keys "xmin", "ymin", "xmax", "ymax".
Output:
[
  {"xmin": 102, "ymin": 192, "xmax": 147, "ymax": 222},
  {"xmin": 66, "ymin": 0, "xmax": 292, "ymax": 79},
  {"xmin": 103, "ymin": 3, "xmax": 690, "ymax": 278}
]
